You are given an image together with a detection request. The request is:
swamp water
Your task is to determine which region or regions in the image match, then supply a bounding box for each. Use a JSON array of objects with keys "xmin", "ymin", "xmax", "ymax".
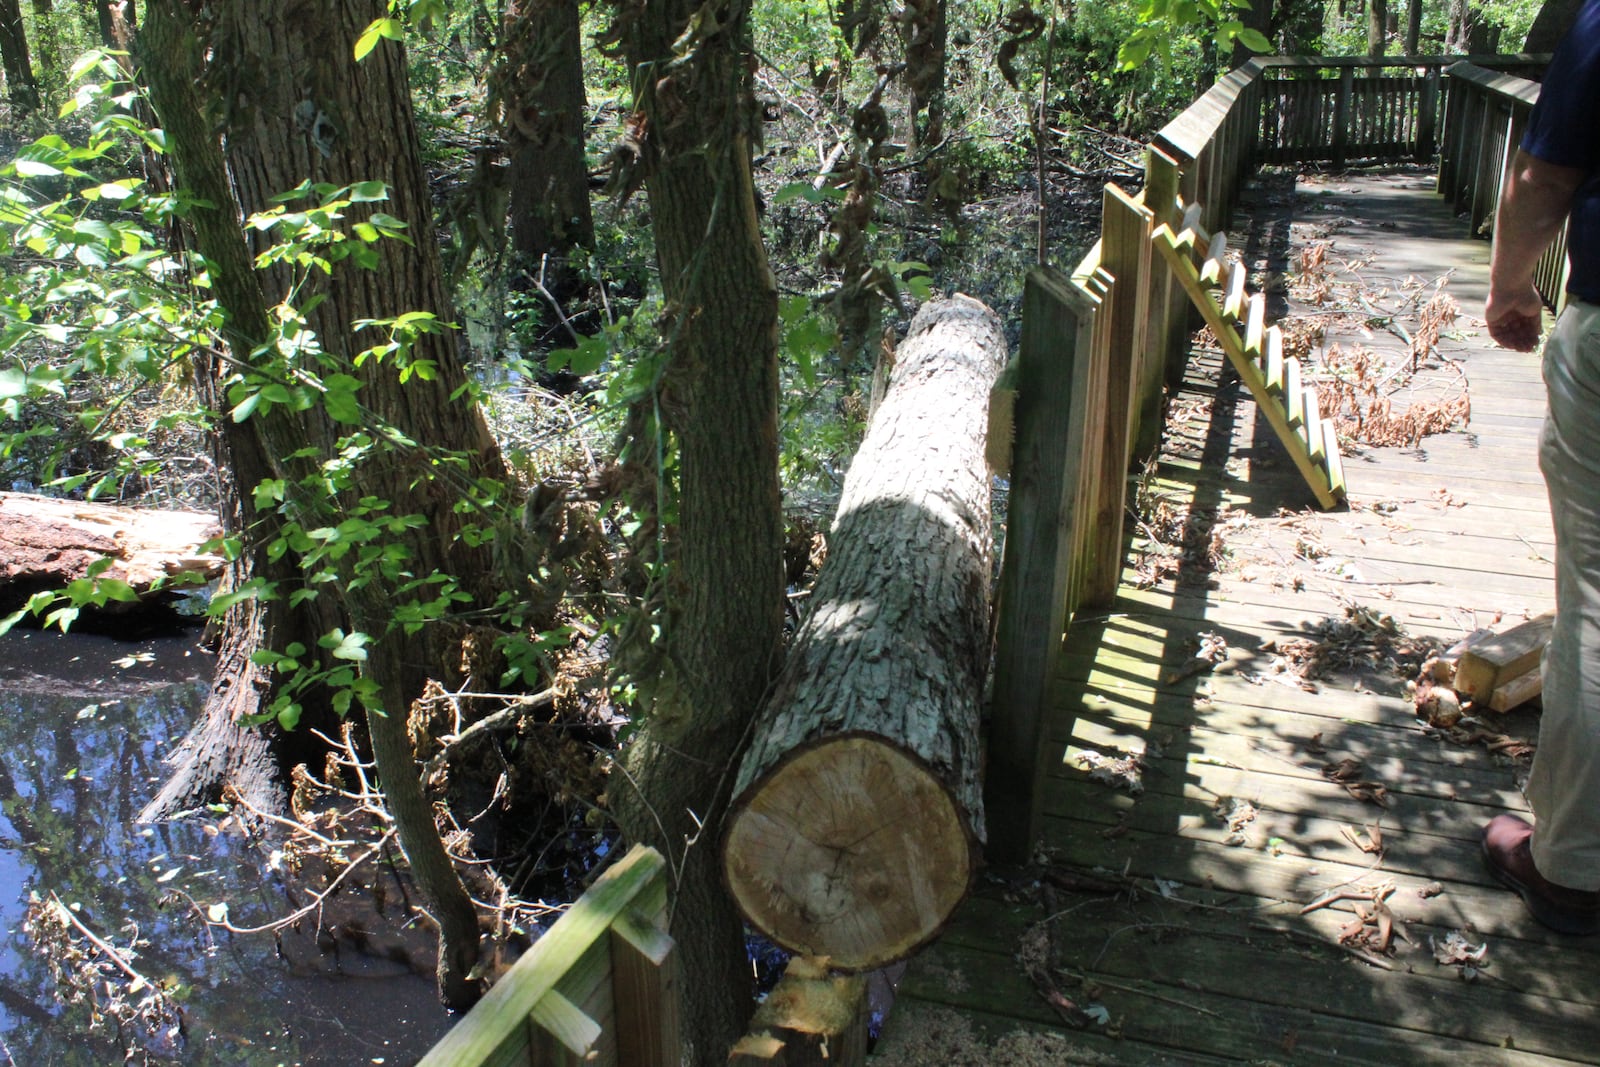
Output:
[{"xmin": 0, "ymin": 629, "xmax": 453, "ymax": 1065}]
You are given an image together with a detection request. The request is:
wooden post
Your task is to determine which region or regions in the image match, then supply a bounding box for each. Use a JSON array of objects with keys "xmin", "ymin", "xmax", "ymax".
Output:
[
  {"xmin": 1417, "ymin": 65, "xmax": 1440, "ymax": 161},
  {"xmin": 611, "ymin": 909, "xmax": 680, "ymax": 1066},
  {"xmin": 1137, "ymin": 147, "xmax": 1183, "ymax": 462},
  {"xmin": 1084, "ymin": 185, "xmax": 1153, "ymax": 608},
  {"xmin": 985, "ymin": 267, "xmax": 1098, "ymax": 865},
  {"xmin": 1333, "ymin": 66, "xmax": 1353, "ymax": 168}
]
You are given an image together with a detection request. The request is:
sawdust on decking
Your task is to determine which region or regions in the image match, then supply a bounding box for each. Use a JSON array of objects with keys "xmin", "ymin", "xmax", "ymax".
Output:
[{"xmin": 873, "ymin": 169, "xmax": 1595, "ymax": 1064}]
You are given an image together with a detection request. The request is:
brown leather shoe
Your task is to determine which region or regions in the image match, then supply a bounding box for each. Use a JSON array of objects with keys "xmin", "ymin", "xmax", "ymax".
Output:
[{"xmin": 1482, "ymin": 814, "xmax": 1600, "ymax": 935}]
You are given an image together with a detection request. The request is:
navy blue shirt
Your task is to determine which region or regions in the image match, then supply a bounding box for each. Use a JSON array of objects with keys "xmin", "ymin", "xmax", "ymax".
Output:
[
  {"xmin": 1522, "ymin": 0, "xmax": 1600, "ymax": 302},
  {"xmin": 1516, "ymin": 0, "xmax": 1600, "ymax": 300}
]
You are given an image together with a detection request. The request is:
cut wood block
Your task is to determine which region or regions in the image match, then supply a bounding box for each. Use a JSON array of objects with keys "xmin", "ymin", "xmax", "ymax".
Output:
[
  {"xmin": 1264, "ymin": 326, "xmax": 1285, "ymax": 393},
  {"xmin": 1454, "ymin": 611, "xmax": 1555, "ymax": 702},
  {"xmin": 1224, "ymin": 261, "xmax": 1248, "ymax": 319},
  {"xmin": 1490, "ymin": 668, "xmax": 1543, "ymax": 713}
]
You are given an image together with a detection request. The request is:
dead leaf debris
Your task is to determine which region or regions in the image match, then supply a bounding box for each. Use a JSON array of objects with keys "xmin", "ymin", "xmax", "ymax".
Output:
[{"xmin": 1430, "ymin": 929, "xmax": 1490, "ymax": 980}]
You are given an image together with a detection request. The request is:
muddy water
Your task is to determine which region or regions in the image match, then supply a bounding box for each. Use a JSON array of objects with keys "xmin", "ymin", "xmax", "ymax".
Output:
[{"xmin": 0, "ymin": 629, "xmax": 453, "ymax": 1065}]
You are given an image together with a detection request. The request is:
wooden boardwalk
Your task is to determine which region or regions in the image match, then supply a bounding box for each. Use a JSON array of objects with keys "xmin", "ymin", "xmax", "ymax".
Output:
[{"xmin": 873, "ymin": 169, "xmax": 1599, "ymax": 1064}]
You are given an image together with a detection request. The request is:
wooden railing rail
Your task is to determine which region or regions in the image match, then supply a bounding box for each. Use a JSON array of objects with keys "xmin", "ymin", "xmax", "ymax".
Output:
[
  {"xmin": 985, "ymin": 51, "xmax": 1550, "ymax": 864},
  {"xmin": 1437, "ymin": 60, "xmax": 1567, "ymax": 308},
  {"xmin": 417, "ymin": 844, "xmax": 677, "ymax": 1067}
]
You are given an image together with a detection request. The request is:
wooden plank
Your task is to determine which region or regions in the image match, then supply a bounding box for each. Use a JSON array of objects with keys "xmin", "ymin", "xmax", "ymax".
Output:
[
  {"xmin": 986, "ymin": 267, "xmax": 1100, "ymax": 863},
  {"xmin": 1453, "ymin": 611, "xmax": 1554, "ymax": 701}
]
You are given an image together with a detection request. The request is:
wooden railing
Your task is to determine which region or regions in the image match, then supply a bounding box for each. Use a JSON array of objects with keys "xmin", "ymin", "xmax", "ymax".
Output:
[
  {"xmin": 984, "ymin": 52, "xmax": 1550, "ymax": 864},
  {"xmin": 417, "ymin": 844, "xmax": 677, "ymax": 1067},
  {"xmin": 1437, "ymin": 61, "xmax": 1567, "ymax": 307}
]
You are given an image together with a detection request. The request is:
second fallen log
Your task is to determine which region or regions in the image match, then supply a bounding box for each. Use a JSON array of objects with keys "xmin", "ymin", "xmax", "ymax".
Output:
[{"xmin": 721, "ymin": 295, "xmax": 1005, "ymax": 972}]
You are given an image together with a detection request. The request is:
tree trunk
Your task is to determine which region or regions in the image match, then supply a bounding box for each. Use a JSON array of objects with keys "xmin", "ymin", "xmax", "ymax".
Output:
[
  {"xmin": 1231, "ymin": 0, "xmax": 1274, "ymax": 68},
  {"xmin": 1525, "ymin": 0, "xmax": 1584, "ymax": 50},
  {"xmin": 137, "ymin": 0, "xmax": 503, "ymax": 1008},
  {"xmin": 1404, "ymin": 0, "xmax": 1423, "ymax": 54},
  {"xmin": 723, "ymin": 295, "xmax": 1003, "ymax": 973},
  {"xmin": 609, "ymin": 0, "xmax": 785, "ymax": 1060},
  {"xmin": 902, "ymin": 0, "xmax": 945, "ymax": 157},
  {"xmin": 1367, "ymin": 0, "xmax": 1388, "ymax": 56},
  {"xmin": 1447, "ymin": 0, "xmax": 1496, "ymax": 52},
  {"xmin": 496, "ymin": 0, "xmax": 595, "ymax": 315},
  {"xmin": 0, "ymin": 0, "xmax": 38, "ymax": 113}
]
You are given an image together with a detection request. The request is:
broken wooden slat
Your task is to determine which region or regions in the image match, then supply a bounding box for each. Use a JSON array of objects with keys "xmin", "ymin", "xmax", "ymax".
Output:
[
  {"xmin": 1264, "ymin": 326, "xmax": 1285, "ymax": 393},
  {"xmin": 1304, "ymin": 389, "xmax": 1325, "ymax": 461},
  {"xmin": 1322, "ymin": 418, "xmax": 1346, "ymax": 499},
  {"xmin": 1152, "ymin": 222, "xmax": 1341, "ymax": 510},
  {"xmin": 1181, "ymin": 201, "xmax": 1206, "ymax": 241},
  {"xmin": 1284, "ymin": 357, "xmax": 1304, "ymax": 427},
  {"xmin": 1454, "ymin": 611, "xmax": 1554, "ymax": 702},
  {"xmin": 1244, "ymin": 292, "xmax": 1266, "ymax": 355},
  {"xmin": 1201, "ymin": 231, "xmax": 1229, "ymax": 284},
  {"xmin": 1223, "ymin": 261, "xmax": 1248, "ymax": 319}
]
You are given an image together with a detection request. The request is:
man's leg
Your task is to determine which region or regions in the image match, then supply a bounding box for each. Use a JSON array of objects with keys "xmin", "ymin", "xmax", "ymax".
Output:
[{"xmin": 1529, "ymin": 301, "xmax": 1600, "ymax": 892}]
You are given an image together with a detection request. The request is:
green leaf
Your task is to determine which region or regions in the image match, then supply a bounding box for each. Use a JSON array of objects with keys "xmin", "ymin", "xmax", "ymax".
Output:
[
  {"xmin": 326, "ymin": 629, "xmax": 370, "ymax": 662},
  {"xmin": 348, "ymin": 180, "xmax": 388, "ymax": 203},
  {"xmin": 1234, "ymin": 27, "xmax": 1273, "ymax": 52},
  {"xmin": 353, "ymin": 18, "xmax": 398, "ymax": 61},
  {"xmin": 12, "ymin": 159, "xmax": 61, "ymax": 177}
]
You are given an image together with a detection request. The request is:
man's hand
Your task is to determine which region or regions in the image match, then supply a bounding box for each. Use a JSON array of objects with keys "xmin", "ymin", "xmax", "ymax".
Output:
[{"xmin": 1486, "ymin": 283, "xmax": 1546, "ymax": 351}]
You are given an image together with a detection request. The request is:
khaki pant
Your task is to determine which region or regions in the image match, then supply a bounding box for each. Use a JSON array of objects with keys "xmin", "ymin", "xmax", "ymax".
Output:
[{"xmin": 1531, "ymin": 300, "xmax": 1600, "ymax": 891}]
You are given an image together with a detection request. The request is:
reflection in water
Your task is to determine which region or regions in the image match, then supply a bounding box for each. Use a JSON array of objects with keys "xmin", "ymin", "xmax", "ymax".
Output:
[{"xmin": 0, "ymin": 629, "xmax": 454, "ymax": 1065}]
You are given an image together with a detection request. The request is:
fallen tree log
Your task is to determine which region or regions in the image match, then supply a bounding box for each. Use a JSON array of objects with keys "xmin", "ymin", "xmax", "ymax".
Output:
[
  {"xmin": 0, "ymin": 491, "xmax": 223, "ymax": 607},
  {"xmin": 721, "ymin": 295, "xmax": 1005, "ymax": 972}
]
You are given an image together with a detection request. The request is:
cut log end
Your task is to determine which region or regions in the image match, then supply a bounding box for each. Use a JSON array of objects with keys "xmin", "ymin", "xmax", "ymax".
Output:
[{"xmin": 723, "ymin": 736, "xmax": 973, "ymax": 973}]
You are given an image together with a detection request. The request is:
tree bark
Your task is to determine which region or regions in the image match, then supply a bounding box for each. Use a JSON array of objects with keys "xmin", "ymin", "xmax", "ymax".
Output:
[
  {"xmin": 608, "ymin": 0, "xmax": 785, "ymax": 1060},
  {"xmin": 723, "ymin": 295, "xmax": 1003, "ymax": 973},
  {"xmin": 902, "ymin": 0, "xmax": 945, "ymax": 157},
  {"xmin": 137, "ymin": 0, "xmax": 502, "ymax": 1008},
  {"xmin": 1447, "ymin": 0, "xmax": 1497, "ymax": 52},
  {"xmin": 1404, "ymin": 0, "xmax": 1423, "ymax": 54},
  {"xmin": 1367, "ymin": 0, "xmax": 1388, "ymax": 56},
  {"xmin": 495, "ymin": 0, "xmax": 595, "ymax": 313},
  {"xmin": 0, "ymin": 0, "xmax": 38, "ymax": 113}
]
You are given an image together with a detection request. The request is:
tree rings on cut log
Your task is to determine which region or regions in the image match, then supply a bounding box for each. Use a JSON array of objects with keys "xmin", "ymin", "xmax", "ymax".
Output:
[{"xmin": 722, "ymin": 735, "xmax": 971, "ymax": 971}]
